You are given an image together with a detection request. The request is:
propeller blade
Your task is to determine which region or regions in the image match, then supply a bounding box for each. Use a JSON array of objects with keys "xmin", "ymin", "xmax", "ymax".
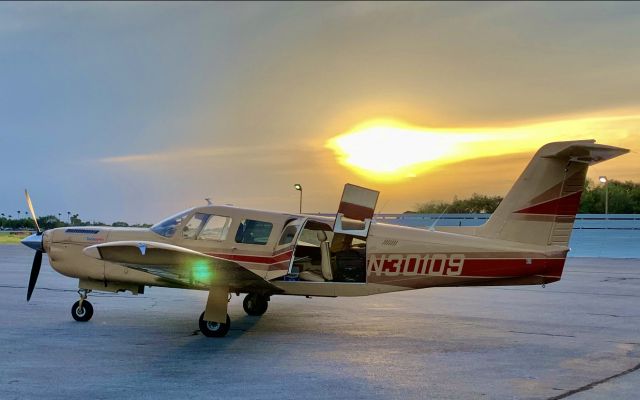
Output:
[
  {"xmin": 24, "ymin": 189, "xmax": 41, "ymax": 234},
  {"xmin": 27, "ymin": 250, "xmax": 42, "ymax": 302}
]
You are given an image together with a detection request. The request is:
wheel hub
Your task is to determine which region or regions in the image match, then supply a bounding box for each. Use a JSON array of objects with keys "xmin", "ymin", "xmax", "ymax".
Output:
[
  {"xmin": 75, "ymin": 307, "xmax": 86, "ymax": 317},
  {"xmin": 206, "ymin": 321, "xmax": 221, "ymax": 331}
]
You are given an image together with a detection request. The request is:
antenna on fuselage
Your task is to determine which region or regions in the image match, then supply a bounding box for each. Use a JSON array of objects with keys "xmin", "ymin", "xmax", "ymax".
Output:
[
  {"xmin": 205, "ymin": 198, "xmax": 212, "ymax": 205},
  {"xmin": 428, "ymin": 205, "xmax": 450, "ymax": 231}
]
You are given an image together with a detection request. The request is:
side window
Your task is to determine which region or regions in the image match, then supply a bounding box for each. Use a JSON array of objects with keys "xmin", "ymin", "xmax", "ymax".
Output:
[
  {"xmin": 278, "ymin": 225, "xmax": 298, "ymax": 246},
  {"xmin": 183, "ymin": 213, "xmax": 209, "ymax": 239},
  {"xmin": 198, "ymin": 216, "xmax": 232, "ymax": 241},
  {"xmin": 235, "ymin": 219, "xmax": 273, "ymax": 245}
]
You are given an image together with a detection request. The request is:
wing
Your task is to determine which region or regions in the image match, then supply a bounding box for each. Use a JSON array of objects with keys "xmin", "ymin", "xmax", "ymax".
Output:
[{"xmin": 83, "ymin": 241, "xmax": 282, "ymax": 294}]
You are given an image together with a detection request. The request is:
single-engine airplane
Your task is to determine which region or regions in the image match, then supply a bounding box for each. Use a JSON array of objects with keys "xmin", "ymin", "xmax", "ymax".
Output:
[{"xmin": 21, "ymin": 140, "xmax": 628, "ymax": 337}]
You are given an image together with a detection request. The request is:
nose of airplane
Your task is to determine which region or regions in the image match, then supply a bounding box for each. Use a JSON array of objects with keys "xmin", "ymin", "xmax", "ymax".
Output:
[{"xmin": 21, "ymin": 233, "xmax": 44, "ymax": 252}]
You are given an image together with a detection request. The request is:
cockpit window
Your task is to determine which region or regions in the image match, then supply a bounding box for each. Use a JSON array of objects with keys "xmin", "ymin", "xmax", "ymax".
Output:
[
  {"xmin": 182, "ymin": 213, "xmax": 210, "ymax": 240},
  {"xmin": 150, "ymin": 209, "xmax": 192, "ymax": 238}
]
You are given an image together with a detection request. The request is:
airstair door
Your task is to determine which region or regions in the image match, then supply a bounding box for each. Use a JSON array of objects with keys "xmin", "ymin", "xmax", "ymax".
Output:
[{"xmin": 268, "ymin": 217, "xmax": 306, "ymax": 280}]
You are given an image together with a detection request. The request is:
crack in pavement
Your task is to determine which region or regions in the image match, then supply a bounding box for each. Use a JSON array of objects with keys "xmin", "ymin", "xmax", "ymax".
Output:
[
  {"xmin": 547, "ymin": 361, "xmax": 640, "ymax": 399},
  {"xmin": 495, "ymin": 287, "xmax": 640, "ymax": 298},
  {"xmin": 588, "ymin": 313, "xmax": 640, "ymax": 318},
  {"xmin": 0, "ymin": 284, "xmax": 145, "ymax": 298},
  {"xmin": 0, "ymin": 285, "xmax": 76, "ymax": 293},
  {"xmin": 508, "ymin": 331, "xmax": 575, "ymax": 338}
]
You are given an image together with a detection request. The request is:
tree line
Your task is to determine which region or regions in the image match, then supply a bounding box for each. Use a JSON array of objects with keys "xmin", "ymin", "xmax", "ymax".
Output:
[
  {"xmin": 414, "ymin": 179, "xmax": 640, "ymax": 214},
  {"xmin": 0, "ymin": 214, "xmax": 151, "ymax": 231}
]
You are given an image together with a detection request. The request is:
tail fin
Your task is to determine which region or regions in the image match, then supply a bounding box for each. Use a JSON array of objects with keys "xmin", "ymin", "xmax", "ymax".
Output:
[{"xmin": 476, "ymin": 140, "xmax": 628, "ymax": 247}]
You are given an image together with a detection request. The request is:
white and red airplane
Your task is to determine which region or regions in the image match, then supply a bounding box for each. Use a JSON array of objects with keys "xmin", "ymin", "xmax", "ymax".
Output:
[{"xmin": 21, "ymin": 140, "xmax": 628, "ymax": 337}]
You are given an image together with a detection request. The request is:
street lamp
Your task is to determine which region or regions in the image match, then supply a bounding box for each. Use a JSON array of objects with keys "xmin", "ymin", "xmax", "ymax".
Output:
[
  {"xmin": 599, "ymin": 176, "xmax": 608, "ymax": 215},
  {"xmin": 294, "ymin": 184, "xmax": 303, "ymax": 214}
]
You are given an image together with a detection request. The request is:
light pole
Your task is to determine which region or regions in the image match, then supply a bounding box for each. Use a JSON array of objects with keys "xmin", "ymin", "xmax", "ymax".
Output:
[
  {"xmin": 294, "ymin": 184, "xmax": 303, "ymax": 214},
  {"xmin": 599, "ymin": 176, "xmax": 608, "ymax": 215}
]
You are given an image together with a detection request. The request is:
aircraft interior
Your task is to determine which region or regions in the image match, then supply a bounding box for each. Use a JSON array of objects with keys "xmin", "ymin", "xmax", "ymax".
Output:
[{"xmin": 284, "ymin": 220, "xmax": 367, "ymax": 283}]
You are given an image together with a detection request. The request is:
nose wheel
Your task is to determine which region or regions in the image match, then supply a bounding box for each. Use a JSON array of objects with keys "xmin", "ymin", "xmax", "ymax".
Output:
[
  {"xmin": 243, "ymin": 293, "xmax": 269, "ymax": 316},
  {"xmin": 71, "ymin": 289, "xmax": 93, "ymax": 322}
]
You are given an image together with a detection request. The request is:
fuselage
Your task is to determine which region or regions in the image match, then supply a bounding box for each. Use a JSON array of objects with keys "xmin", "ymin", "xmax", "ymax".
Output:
[{"xmin": 40, "ymin": 205, "xmax": 568, "ymax": 298}]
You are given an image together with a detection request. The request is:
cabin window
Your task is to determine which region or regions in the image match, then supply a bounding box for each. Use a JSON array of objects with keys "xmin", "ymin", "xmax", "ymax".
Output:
[
  {"xmin": 235, "ymin": 219, "xmax": 273, "ymax": 245},
  {"xmin": 198, "ymin": 216, "xmax": 232, "ymax": 241},
  {"xmin": 182, "ymin": 213, "xmax": 209, "ymax": 239}
]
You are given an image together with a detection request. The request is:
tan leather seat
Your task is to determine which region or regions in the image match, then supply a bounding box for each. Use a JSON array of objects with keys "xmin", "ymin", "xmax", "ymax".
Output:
[
  {"xmin": 298, "ymin": 270, "xmax": 325, "ymax": 282},
  {"xmin": 317, "ymin": 231, "xmax": 333, "ymax": 281}
]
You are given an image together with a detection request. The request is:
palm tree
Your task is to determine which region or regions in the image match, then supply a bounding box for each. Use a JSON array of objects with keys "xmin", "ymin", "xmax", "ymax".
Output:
[{"xmin": 17, "ymin": 210, "xmax": 21, "ymax": 220}]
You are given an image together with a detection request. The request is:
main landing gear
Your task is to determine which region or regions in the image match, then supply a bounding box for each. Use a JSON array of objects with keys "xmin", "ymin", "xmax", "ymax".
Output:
[
  {"xmin": 199, "ymin": 312, "xmax": 231, "ymax": 337},
  {"xmin": 71, "ymin": 289, "xmax": 93, "ymax": 322},
  {"xmin": 243, "ymin": 293, "xmax": 269, "ymax": 316},
  {"xmin": 198, "ymin": 292, "xmax": 270, "ymax": 338}
]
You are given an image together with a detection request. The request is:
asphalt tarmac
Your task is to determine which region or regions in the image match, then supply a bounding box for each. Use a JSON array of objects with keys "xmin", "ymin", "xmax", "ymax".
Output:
[{"xmin": 1, "ymin": 244, "xmax": 639, "ymax": 400}]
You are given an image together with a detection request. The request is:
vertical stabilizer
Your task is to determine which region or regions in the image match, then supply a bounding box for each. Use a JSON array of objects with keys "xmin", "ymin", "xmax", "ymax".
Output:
[{"xmin": 475, "ymin": 140, "xmax": 628, "ymax": 247}]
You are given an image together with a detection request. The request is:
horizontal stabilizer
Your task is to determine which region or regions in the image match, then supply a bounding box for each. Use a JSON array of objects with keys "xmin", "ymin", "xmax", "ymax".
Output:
[{"xmin": 541, "ymin": 140, "xmax": 629, "ymax": 165}]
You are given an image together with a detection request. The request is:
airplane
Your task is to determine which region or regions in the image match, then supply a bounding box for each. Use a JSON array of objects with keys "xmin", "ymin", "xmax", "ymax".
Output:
[{"xmin": 21, "ymin": 140, "xmax": 628, "ymax": 338}]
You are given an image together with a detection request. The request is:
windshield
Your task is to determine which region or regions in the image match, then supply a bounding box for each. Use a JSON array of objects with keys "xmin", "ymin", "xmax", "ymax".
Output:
[{"xmin": 150, "ymin": 209, "xmax": 193, "ymax": 238}]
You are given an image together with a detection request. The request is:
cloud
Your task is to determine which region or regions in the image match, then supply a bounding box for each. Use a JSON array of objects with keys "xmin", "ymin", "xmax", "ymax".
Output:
[{"xmin": 99, "ymin": 146, "xmax": 252, "ymax": 164}]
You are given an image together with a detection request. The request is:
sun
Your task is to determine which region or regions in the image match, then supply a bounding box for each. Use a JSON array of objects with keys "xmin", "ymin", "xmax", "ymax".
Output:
[
  {"xmin": 326, "ymin": 115, "xmax": 636, "ymax": 183},
  {"xmin": 325, "ymin": 119, "xmax": 484, "ymax": 182}
]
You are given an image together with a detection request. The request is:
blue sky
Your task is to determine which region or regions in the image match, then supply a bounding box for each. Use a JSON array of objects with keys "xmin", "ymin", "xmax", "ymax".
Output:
[{"xmin": 1, "ymin": 2, "xmax": 639, "ymax": 223}]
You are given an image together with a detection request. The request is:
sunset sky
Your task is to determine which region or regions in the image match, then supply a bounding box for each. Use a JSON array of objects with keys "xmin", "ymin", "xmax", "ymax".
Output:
[{"xmin": 1, "ymin": 2, "xmax": 639, "ymax": 223}]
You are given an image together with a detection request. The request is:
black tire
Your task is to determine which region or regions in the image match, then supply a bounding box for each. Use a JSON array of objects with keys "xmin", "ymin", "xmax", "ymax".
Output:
[
  {"xmin": 71, "ymin": 300, "xmax": 93, "ymax": 322},
  {"xmin": 199, "ymin": 312, "xmax": 231, "ymax": 338},
  {"xmin": 243, "ymin": 293, "xmax": 269, "ymax": 316}
]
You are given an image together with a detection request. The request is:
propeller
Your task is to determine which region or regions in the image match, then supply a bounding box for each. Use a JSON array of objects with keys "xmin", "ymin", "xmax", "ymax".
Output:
[
  {"xmin": 27, "ymin": 250, "xmax": 42, "ymax": 302},
  {"xmin": 25, "ymin": 189, "xmax": 41, "ymax": 234},
  {"xmin": 23, "ymin": 190, "xmax": 43, "ymax": 301}
]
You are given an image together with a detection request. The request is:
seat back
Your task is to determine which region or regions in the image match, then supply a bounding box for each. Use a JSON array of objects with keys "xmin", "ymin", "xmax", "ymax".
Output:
[{"xmin": 317, "ymin": 231, "xmax": 333, "ymax": 281}]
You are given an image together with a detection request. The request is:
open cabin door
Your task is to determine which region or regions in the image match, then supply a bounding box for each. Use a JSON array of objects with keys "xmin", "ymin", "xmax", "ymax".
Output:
[
  {"xmin": 329, "ymin": 184, "xmax": 379, "ymax": 283},
  {"xmin": 274, "ymin": 184, "xmax": 380, "ymax": 284},
  {"xmin": 269, "ymin": 217, "xmax": 307, "ymax": 280},
  {"xmin": 333, "ymin": 183, "xmax": 379, "ymax": 238}
]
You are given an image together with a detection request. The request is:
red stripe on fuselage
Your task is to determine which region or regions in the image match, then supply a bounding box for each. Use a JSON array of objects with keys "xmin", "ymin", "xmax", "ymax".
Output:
[
  {"xmin": 455, "ymin": 258, "xmax": 565, "ymax": 277},
  {"xmin": 367, "ymin": 256, "xmax": 566, "ymax": 279},
  {"xmin": 205, "ymin": 250, "xmax": 293, "ymax": 266}
]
